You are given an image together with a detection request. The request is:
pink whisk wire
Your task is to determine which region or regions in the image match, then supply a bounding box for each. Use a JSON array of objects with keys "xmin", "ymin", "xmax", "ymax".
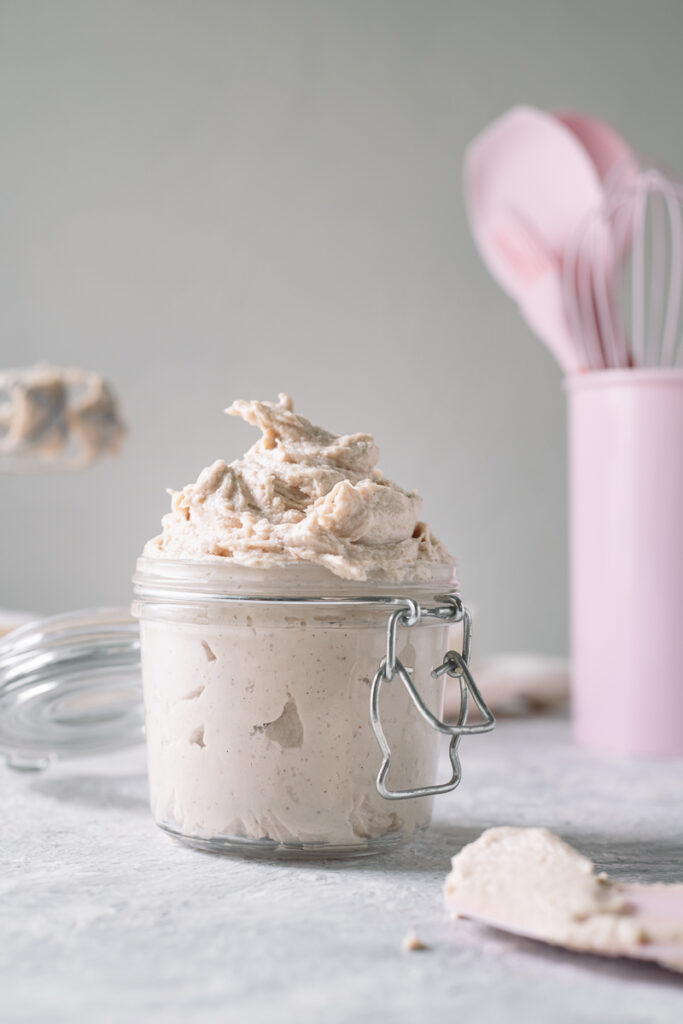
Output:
[{"xmin": 563, "ymin": 168, "xmax": 683, "ymax": 370}]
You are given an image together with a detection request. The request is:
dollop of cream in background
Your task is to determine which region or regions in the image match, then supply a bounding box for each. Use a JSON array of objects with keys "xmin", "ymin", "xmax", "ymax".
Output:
[
  {"xmin": 0, "ymin": 363, "xmax": 125, "ymax": 467},
  {"xmin": 145, "ymin": 394, "xmax": 452, "ymax": 581}
]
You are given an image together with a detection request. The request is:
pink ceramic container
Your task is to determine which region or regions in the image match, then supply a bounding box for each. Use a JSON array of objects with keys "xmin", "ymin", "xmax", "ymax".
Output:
[{"xmin": 567, "ymin": 369, "xmax": 683, "ymax": 756}]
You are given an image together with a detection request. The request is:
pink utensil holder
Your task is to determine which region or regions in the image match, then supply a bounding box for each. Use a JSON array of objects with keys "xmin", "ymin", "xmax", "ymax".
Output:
[{"xmin": 567, "ymin": 369, "xmax": 683, "ymax": 756}]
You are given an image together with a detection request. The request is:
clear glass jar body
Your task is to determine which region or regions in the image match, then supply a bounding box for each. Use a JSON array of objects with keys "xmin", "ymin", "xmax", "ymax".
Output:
[{"xmin": 132, "ymin": 558, "xmax": 458, "ymax": 858}]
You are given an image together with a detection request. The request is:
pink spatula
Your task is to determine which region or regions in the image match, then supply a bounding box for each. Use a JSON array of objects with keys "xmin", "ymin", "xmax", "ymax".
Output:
[
  {"xmin": 445, "ymin": 827, "xmax": 683, "ymax": 972},
  {"xmin": 464, "ymin": 106, "xmax": 638, "ymax": 373},
  {"xmin": 464, "ymin": 106, "xmax": 604, "ymax": 372}
]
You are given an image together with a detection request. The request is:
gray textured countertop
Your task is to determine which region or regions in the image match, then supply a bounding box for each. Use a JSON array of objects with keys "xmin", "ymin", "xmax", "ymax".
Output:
[{"xmin": 2, "ymin": 717, "xmax": 682, "ymax": 1023}]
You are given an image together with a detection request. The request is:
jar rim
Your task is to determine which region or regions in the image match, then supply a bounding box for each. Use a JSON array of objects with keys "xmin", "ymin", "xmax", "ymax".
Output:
[{"xmin": 132, "ymin": 555, "xmax": 458, "ymax": 604}]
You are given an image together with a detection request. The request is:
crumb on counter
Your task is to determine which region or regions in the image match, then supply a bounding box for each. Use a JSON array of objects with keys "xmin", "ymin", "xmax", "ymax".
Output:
[{"xmin": 402, "ymin": 931, "xmax": 429, "ymax": 952}]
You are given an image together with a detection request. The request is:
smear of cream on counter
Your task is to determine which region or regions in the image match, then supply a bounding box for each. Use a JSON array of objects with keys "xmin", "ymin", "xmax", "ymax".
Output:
[{"xmin": 445, "ymin": 827, "xmax": 683, "ymax": 967}]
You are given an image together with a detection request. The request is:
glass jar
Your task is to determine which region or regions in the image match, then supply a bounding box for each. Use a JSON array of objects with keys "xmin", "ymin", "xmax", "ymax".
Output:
[{"xmin": 131, "ymin": 557, "xmax": 494, "ymax": 858}]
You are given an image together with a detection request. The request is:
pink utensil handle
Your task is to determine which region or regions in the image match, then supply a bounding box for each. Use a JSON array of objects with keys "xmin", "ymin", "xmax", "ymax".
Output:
[
  {"xmin": 444, "ymin": 894, "xmax": 683, "ymax": 968},
  {"xmin": 521, "ymin": 273, "xmax": 586, "ymax": 374},
  {"xmin": 567, "ymin": 370, "xmax": 683, "ymax": 756}
]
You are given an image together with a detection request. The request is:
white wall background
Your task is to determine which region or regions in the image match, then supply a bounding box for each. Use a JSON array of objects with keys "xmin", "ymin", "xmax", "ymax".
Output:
[{"xmin": 1, "ymin": 0, "xmax": 682, "ymax": 654}]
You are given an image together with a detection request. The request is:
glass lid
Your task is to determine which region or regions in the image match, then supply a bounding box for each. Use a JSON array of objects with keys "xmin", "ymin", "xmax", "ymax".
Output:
[{"xmin": 0, "ymin": 607, "xmax": 144, "ymax": 770}]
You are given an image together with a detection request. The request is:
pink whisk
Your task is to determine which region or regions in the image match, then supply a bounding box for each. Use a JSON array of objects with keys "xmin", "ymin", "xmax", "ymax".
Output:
[{"xmin": 564, "ymin": 169, "xmax": 683, "ymax": 370}]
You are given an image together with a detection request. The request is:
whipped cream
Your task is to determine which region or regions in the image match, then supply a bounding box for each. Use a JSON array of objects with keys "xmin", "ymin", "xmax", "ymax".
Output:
[{"xmin": 144, "ymin": 394, "xmax": 451, "ymax": 581}]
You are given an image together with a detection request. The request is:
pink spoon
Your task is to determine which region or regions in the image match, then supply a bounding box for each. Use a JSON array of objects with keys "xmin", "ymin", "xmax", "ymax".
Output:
[{"xmin": 556, "ymin": 111, "xmax": 639, "ymax": 195}]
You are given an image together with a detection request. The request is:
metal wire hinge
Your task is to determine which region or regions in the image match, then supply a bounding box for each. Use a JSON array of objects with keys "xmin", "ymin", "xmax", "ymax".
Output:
[{"xmin": 370, "ymin": 596, "xmax": 495, "ymax": 801}]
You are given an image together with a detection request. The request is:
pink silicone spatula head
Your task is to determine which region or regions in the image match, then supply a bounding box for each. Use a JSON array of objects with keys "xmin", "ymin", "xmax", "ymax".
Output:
[
  {"xmin": 464, "ymin": 105, "xmax": 605, "ymax": 303},
  {"xmin": 464, "ymin": 106, "xmax": 609, "ymax": 372}
]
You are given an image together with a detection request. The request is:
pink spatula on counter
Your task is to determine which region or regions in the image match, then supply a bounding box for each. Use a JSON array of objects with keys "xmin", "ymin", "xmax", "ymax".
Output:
[{"xmin": 445, "ymin": 827, "xmax": 683, "ymax": 973}]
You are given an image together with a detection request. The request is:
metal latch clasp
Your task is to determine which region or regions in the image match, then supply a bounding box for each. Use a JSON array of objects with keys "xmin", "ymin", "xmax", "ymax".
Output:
[{"xmin": 370, "ymin": 596, "xmax": 495, "ymax": 801}]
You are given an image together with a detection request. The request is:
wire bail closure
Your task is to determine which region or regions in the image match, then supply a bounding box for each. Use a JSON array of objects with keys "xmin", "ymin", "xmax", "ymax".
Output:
[{"xmin": 370, "ymin": 595, "xmax": 495, "ymax": 801}]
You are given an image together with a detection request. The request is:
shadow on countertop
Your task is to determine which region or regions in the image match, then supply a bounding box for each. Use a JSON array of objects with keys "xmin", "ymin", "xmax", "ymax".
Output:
[{"xmin": 30, "ymin": 771, "xmax": 149, "ymax": 814}]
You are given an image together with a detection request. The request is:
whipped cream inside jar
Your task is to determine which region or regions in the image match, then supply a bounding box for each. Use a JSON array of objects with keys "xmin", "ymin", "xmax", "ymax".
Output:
[{"xmin": 132, "ymin": 395, "xmax": 493, "ymax": 857}]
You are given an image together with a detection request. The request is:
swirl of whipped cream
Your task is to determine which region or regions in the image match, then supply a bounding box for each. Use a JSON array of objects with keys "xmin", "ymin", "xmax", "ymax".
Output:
[{"xmin": 144, "ymin": 394, "xmax": 452, "ymax": 581}]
